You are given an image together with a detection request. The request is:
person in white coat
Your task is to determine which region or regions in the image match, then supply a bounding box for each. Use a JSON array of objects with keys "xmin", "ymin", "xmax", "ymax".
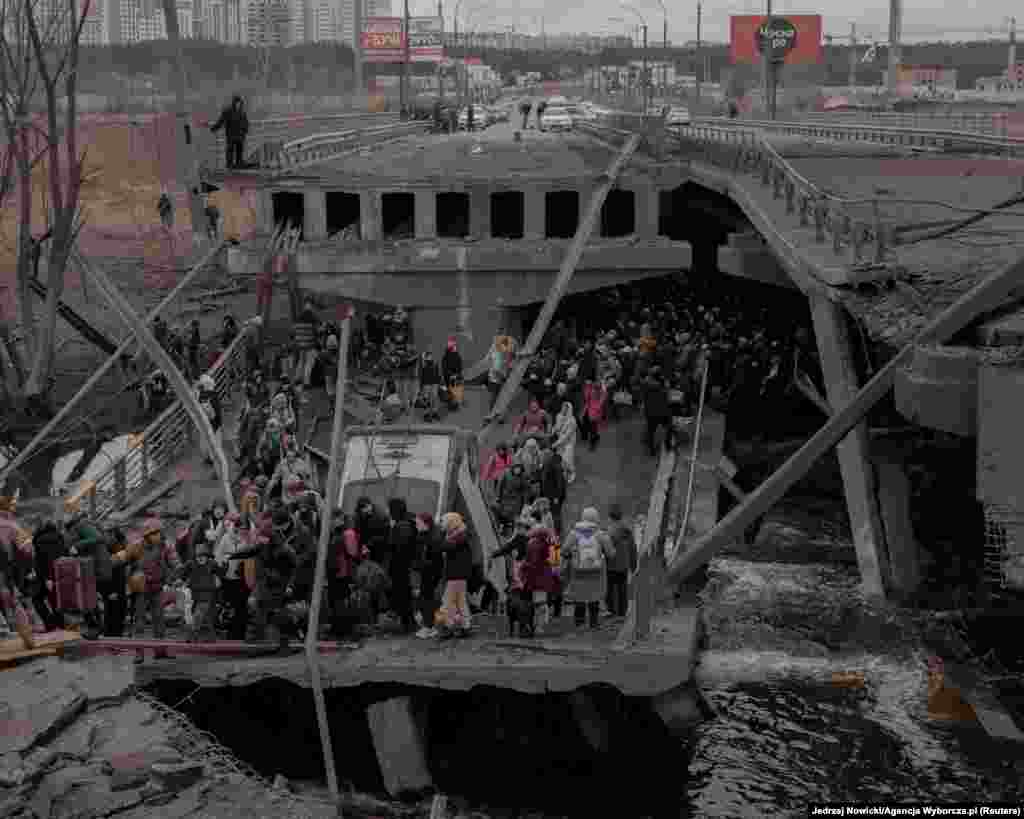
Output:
[{"xmin": 552, "ymin": 402, "xmax": 578, "ymax": 484}]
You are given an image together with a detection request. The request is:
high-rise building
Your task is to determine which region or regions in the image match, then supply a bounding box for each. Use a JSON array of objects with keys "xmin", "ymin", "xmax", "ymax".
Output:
[
  {"xmin": 336, "ymin": 0, "xmax": 388, "ymax": 46},
  {"xmin": 199, "ymin": 0, "xmax": 243, "ymax": 41},
  {"xmin": 246, "ymin": 0, "xmax": 289, "ymax": 46}
]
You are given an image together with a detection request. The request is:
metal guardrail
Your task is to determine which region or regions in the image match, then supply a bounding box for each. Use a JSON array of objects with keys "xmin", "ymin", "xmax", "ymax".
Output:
[
  {"xmin": 201, "ymin": 112, "xmax": 400, "ymax": 171},
  {"xmin": 578, "ymin": 118, "xmax": 896, "ymax": 267},
  {"xmin": 797, "ymin": 108, "xmax": 1020, "ymax": 138},
  {"xmin": 269, "ymin": 122, "xmax": 431, "ymax": 172},
  {"xmin": 64, "ymin": 320, "xmax": 256, "ymax": 520},
  {"xmin": 691, "ymin": 116, "xmax": 1024, "ymax": 156}
]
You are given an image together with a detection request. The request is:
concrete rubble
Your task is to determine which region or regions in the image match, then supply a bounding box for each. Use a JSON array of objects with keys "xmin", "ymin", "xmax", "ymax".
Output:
[{"xmin": 0, "ymin": 655, "xmax": 339, "ymax": 819}]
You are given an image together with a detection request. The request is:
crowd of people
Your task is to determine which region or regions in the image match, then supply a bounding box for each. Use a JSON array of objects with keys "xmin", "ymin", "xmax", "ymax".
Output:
[{"xmin": 0, "ymin": 275, "xmax": 819, "ymax": 653}]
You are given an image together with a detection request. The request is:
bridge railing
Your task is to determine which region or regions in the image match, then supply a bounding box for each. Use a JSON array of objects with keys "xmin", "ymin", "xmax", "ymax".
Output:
[
  {"xmin": 579, "ymin": 118, "xmax": 898, "ymax": 269},
  {"xmin": 200, "ymin": 112, "xmax": 401, "ymax": 171},
  {"xmin": 691, "ymin": 116, "xmax": 1024, "ymax": 156},
  {"xmin": 63, "ymin": 319, "xmax": 257, "ymax": 521},
  {"xmin": 796, "ymin": 108, "xmax": 1020, "ymax": 138},
  {"xmin": 267, "ymin": 121, "xmax": 432, "ymax": 172}
]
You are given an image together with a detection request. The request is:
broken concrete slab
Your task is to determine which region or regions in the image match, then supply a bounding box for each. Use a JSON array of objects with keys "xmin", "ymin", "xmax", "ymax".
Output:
[
  {"xmin": 367, "ymin": 696, "xmax": 434, "ymax": 799},
  {"xmin": 29, "ymin": 762, "xmax": 103, "ymax": 819},
  {"xmin": 568, "ymin": 691, "xmax": 610, "ymax": 753},
  {"xmin": 86, "ymin": 700, "xmax": 172, "ymax": 767},
  {"xmin": 149, "ymin": 760, "xmax": 205, "ymax": 793},
  {"xmin": 66, "ymin": 655, "xmax": 137, "ymax": 704},
  {"xmin": 51, "ymin": 779, "xmax": 149, "ymax": 819},
  {"xmin": 651, "ymin": 683, "xmax": 708, "ymax": 741},
  {"xmin": 0, "ymin": 689, "xmax": 87, "ymax": 757}
]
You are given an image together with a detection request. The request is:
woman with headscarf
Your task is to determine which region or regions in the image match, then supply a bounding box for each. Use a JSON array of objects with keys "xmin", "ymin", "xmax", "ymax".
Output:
[
  {"xmin": 258, "ymin": 417, "xmax": 287, "ymax": 475},
  {"xmin": 521, "ymin": 507, "xmax": 558, "ymax": 636},
  {"xmin": 514, "ymin": 399, "xmax": 549, "ymax": 443},
  {"xmin": 269, "ymin": 391, "xmax": 296, "ymax": 435},
  {"xmin": 515, "ymin": 437, "xmax": 543, "ymax": 484},
  {"xmin": 561, "ymin": 507, "xmax": 615, "ymax": 630},
  {"xmin": 551, "ymin": 403, "xmax": 578, "ymax": 484}
]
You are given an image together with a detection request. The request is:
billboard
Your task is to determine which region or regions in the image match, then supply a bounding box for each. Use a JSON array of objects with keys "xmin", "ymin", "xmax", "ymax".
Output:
[
  {"xmin": 408, "ymin": 17, "xmax": 443, "ymax": 62},
  {"xmin": 362, "ymin": 17, "xmax": 405, "ymax": 63},
  {"xmin": 730, "ymin": 15, "xmax": 823, "ymax": 65}
]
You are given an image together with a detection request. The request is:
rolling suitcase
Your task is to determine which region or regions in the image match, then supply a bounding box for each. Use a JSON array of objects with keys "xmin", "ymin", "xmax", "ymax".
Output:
[{"xmin": 53, "ymin": 557, "xmax": 98, "ymax": 612}]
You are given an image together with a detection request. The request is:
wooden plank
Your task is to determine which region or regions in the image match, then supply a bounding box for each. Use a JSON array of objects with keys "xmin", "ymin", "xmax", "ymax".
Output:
[
  {"xmin": 480, "ymin": 134, "xmax": 641, "ymax": 431},
  {"xmin": 457, "ymin": 459, "xmax": 500, "ymax": 569},
  {"xmin": 72, "ymin": 638, "xmax": 347, "ymax": 654},
  {"xmin": 811, "ymin": 297, "xmax": 889, "ymax": 598},
  {"xmin": 76, "ymin": 250, "xmax": 238, "ymax": 517},
  {"xmin": 668, "ymin": 250, "xmax": 1024, "ymax": 586},
  {"xmin": 616, "ymin": 449, "xmax": 677, "ymax": 647},
  {"xmin": 305, "ymin": 308, "xmax": 352, "ymax": 807}
]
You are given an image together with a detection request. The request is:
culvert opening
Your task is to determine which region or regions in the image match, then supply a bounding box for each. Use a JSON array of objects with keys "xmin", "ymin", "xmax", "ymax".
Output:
[
  {"xmin": 545, "ymin": 190, "xmax": 579, "ymax": 238},
  {"xmin": 382, "ymin": 192, "xmax": 415, "ymax": 239},
  {"xmin": 146, "ymin": 678, "xmax": 693, "ymax": 818},
  {"xmin": 601, "ymin": 188, "xmax": 635, "ymax": 237},
  {"xmin": 437, "ymin": 191, "xmax": 470, "ymax": 238},
  {"xmin": 272, "ymin": 191, "xmax": 304, "ymax": 237},
  {"xmin": 326, "ymin": 191, "xmax": 360, "ymax": 238},
  {"xmin": 490, "ymin": 190, "xmax": 525, "ymax": 239}
]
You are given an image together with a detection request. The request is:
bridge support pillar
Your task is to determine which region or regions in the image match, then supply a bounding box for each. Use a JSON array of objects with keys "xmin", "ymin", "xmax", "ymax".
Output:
[
  {"xmin": 871, "ymin": 440, "xmax": 922, "ymax": 600},
  {"xmin": 414, "ymin": 190, "xmax": 436, "ymax": 239},
  {"xmin": 303, "ymin": 190, "xmax": 327, "ymax": 241},
  {"xmin": 470, "ymin": 185, "xmax": 491, "ymax": 240},
  {"xmin": 360, "ymin": 191, "xmax": 380, "ymax": 240},
  {"xmin": 636, "ymin": 182, "xmax": 659, "ymax": 239},
  {"xmin": 524, "ymin": 187, "xmax": 545, "ymax": 240},
  {"xmin": 811, "ymin": 296, "xmax": 890, "ymax": 599}
]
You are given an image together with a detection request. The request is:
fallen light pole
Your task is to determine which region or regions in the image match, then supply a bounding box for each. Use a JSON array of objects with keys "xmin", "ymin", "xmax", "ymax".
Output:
[
  {"xmin": 0, "ymin": 242, "xmax": 226, "ymax": 492},
  {"xmin": 668, "ymin": 252, "xmax": 1024, "ymax": 587},
  {"xmin": 305, "ymin": 304, "xmax": 354, "ymax": 810},
  {"xmin": 73, "ymin": 250, "xmax": 237, "ymax": 515}
]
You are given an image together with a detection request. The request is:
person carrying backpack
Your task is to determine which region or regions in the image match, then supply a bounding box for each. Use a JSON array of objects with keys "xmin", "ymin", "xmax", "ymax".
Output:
[{"xmin": 561, "ymin": 506, "xmax": 615, "ymax": 630}]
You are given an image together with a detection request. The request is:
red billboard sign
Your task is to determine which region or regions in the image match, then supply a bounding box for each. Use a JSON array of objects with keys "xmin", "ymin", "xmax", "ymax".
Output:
[
  {"xmin": 362, "ymin": 17, "xmax": 405, "ymax": 63},
  {"xmin": 730, "ymin": 15, "xmax": 823, "ymax": 65}
]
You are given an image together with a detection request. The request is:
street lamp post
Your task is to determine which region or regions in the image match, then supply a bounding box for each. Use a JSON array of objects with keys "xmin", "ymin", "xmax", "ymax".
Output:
[
  {"xmin": 653, "ymin": 0, "xmax": 668, "ymax": 101},
  {"xmin": 622, "ymin": 3, "xmax": 649, "ymax": 114}
]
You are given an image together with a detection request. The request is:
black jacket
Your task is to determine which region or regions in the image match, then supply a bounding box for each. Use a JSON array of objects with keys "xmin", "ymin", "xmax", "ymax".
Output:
[
  {"xmin": 387, "ymin": 517, "xmax": 418, "ymax": 578},
  {"xmin": 211, "ymin": 102, "xmax": 249, "ymax": 141},
  {"xmin": 441, "ymin": 349, "xmax": 463, "ymax": 382},
  {"xmin": 414, "ymin": 525, "xmax": 445, "ymax": 590},
  {"xmin": 33, "ymin": 522, "xmax": 67, "ymax": 583},
  {"xmin": 540, "ymin": 455, "xmax": 567, "ymax": 504},
  {"xmin": 419, "ymin": 359, "xmax": 442, "ymax": 386},
  {"xmin": 644, "ymin": 380, "xmax": 670, "ymax": 420}
]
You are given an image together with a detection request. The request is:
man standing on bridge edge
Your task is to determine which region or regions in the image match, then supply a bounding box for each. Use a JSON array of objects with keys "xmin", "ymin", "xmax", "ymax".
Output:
[{"xmin": 210, "ymin": 96, "xmax": 249, "ymax": 169}]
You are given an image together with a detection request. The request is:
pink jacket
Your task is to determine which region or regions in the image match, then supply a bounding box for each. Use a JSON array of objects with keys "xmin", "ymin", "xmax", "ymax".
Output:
[
  {"xmin": 583, "ymin": 382, "xmax": 608, "ymax": 432},
  {"xmin": 481, "ymin": 450, "xmax": 513, "ymax": 484}
]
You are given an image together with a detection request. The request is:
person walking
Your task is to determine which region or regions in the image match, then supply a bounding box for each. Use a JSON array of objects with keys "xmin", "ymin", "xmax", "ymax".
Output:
[
  {"xmin": 210, "ymin": 95, "xmax": 250, "ymax": 169},
  {"xmin": 561, "ymin": 507, "xmax": 615, "ymax": 630},
  {"xmin": 386, "ymin": 498, "xmax": 418, "ymax": 634},
  {"xmin": 605, "ymin": 505, "xmax": 637, "ymax": 617}
]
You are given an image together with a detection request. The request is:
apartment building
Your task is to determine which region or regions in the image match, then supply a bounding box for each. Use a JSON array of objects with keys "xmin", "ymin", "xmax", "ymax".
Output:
[{"xmin": 246, "ymin": 0, "xmax": 290, "ymax": 46}]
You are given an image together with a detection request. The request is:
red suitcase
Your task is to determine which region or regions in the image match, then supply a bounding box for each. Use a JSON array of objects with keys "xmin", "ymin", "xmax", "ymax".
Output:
[{"xmin": 53, "ymin": 557, "xmax": 98, "ymax": 612}]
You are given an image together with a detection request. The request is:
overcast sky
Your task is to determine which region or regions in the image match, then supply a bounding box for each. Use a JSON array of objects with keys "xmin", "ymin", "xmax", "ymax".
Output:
[{"xmin": 411, "ymin": 1, "xmax": 1018, "ymax": 45}]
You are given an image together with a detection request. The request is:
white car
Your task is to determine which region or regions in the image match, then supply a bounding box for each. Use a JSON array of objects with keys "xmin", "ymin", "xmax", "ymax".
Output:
[
  {"xmin": 457, "ymin": 107, "xmax": 487, "ymax": 130},
  {"xmin": 541, "ymin": 105, "xmax": 573, "ymax": 132},
  {"xmin": 665, "ymin": 106, "xmax": 692, "ymax": 127}
]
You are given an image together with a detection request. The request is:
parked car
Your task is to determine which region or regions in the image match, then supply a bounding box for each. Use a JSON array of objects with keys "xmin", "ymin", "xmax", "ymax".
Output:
[
  {"xmin": 665, "ymin": 106, "xmax": 692, "ymax": 127},
  {"xmin": 541, "ymin": 105, "xmax": 573, "ymax": 132},
  {"xmin": 457, "ymin": 106, "xmax": 488, "ymax": 130}
]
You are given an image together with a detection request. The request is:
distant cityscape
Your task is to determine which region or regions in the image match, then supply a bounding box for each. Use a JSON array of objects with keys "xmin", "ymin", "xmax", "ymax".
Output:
[{"xmin": 65, "ymin": 0, "xmax": 641, "ymax": 49}]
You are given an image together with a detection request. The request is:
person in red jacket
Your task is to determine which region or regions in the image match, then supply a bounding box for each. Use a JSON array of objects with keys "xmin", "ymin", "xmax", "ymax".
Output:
[{"xmin": 520, "ymin": 508, "xmax": 558, "ymax": 637}]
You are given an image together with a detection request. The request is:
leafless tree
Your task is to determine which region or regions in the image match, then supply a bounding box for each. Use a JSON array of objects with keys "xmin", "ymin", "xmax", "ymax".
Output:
[{"xmin": 0, "ymin": 0, "xmax": 89, "ymax": 409}]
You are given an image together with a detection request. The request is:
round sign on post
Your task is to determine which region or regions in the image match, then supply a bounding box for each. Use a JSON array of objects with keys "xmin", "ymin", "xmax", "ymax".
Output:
[{"xmin": 756, "ymin": 17, "xmax": 798, "ymax": 63}]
